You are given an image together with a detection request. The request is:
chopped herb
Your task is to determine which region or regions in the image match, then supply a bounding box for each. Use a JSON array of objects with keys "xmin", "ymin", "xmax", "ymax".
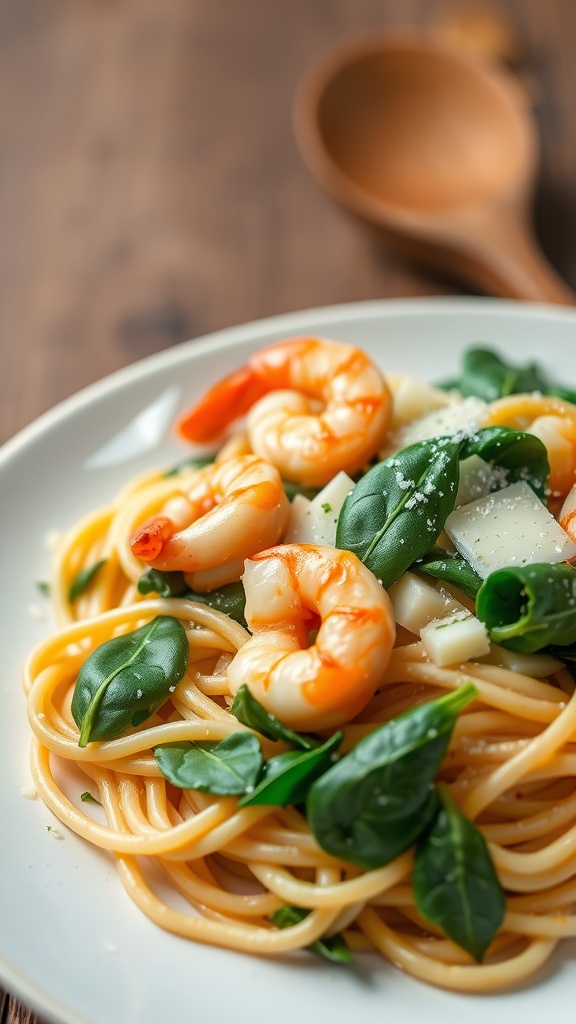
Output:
[{"xmin": 80, "ymin": 791, "xmax": 101, "ymax": 805}]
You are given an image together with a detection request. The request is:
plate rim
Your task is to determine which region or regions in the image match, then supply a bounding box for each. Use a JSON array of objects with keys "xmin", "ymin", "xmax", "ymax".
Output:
[
  {"xmin": 3, "ymin": 296, "xmax": 576, "ymax": 464},
  {"xmin": 3, "ymin": 295, "xmax": 576, "ymax": 1024}
]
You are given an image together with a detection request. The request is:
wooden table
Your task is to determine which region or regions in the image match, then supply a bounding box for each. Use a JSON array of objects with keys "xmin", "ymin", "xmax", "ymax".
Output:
[{"xmin": 2, "ymin": 1, "xmax": 575, "ymax": 1020}]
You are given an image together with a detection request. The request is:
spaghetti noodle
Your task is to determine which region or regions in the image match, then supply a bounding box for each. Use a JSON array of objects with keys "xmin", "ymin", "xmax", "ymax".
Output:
[{"xmin": 24, "ymin": 338, "xmax": 576, "ymax": 993}]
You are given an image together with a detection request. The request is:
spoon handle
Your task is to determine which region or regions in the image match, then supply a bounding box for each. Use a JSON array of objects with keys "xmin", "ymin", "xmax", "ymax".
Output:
[{"xmin": 454, "ymin": 212, "xmax": 576, "ymax": 305}]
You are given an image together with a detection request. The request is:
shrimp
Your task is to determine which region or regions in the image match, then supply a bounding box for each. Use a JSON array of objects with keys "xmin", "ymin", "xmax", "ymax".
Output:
[
  {"xmin": 483, "ymin": 394, "xmax": 576, "ymax": 499},
  {"xmin": 177, "ymin": 337, "xmax": 391, "ymax": 487},
  {"xmin": 227, "ymin": 544, "xmax": 395, "ymax": 731},
  {"xmin": 130, "ymin": 455, "xmax": 290, "ymax": 591},
  {"xmin": 560, "ymin": 483, "xmax": 576, "ymax": 543}
]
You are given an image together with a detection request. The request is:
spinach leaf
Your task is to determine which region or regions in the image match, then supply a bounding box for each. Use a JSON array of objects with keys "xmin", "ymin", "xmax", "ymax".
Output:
[
  {"xmin": 69, "ymin": 559, "xmax": 107, "ymax": 603},
  {"xmin": 414, "ymin": 548, "xmax": 482, "ymax": 599},
  {"xmin": 547, "ymin": 385, "xmax": 576, "ymax": 404},
  {"xmin": 154, "ymin": 733, "xmax": 262, "ymax": 795},
  {"xmin": 71, "ymin": 616, "xmax": 189, "ymax": 747},
  {"xmin": 460, "ymin": 427, "xmax": 548, "ymax": 501},
  {"xmin": 476, "ymin": 562, "xmax": 576, "ymax": 653},
  {"xmin": 441, "ymin": 346, "xmax": 576, "ymax": 409},
  {"xmin": 306, "ymin": 684, "xmax": 477, "ymax": 870},
  {"xmin": 239, "ymin": 732, "xmax": 343, "ymax": 807},
  {"xmin": 138, "ymin": 569, "xmax": 189, "ymax": 597},
  {"xmin": 336, "ymin": 438, "xmax": 459, "ymax": 589},
  {"xmin": 139, "ymin": 573, "xmax": 249, "ymax": 626},
  {"xmin": 270, "ymin": 906, "xmax": 352, "ymax": 963},
  {"xmin": 413, "ymin": 784, "xmax": 505, "ymax": 962},
  {"xmin": 442, "ymin": 347, "xmax": 546, "ymax": 402},
  {"xmin": 184, "ymin": 581, "xmax": 247, "ymax": 627},
  {"xmin": 231, "ymin": 684, "xmax": 317, "ymax": 750},
  {"xmin": 336, "ymin": 427, "xmax": 547, "ymax": 589},
  {"xmin": 138, "ymin": 571, "xmax": 247, "ymax": 626}
]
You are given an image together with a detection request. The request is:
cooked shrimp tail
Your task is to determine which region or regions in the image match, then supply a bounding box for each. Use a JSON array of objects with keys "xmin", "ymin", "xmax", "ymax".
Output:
[
  {"xmin": 177, "ymin": 366, "xmax": 267, "ymax": 443},
  {"xmin": 131, "ymin": 516, "xmax": 175, "ymax": 561},
  {"xmin": 176, "ymin": 336, "xmax": 391, "ymax": 487},
  {"xmin": 129, "ymin": 455, "xmax": 290, "ymax": 591}
]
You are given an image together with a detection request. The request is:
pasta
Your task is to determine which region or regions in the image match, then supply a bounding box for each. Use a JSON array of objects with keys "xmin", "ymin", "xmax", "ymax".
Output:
[{"xmin": 24, "ymin": 338, "xmax": 576, "ymax": 993}]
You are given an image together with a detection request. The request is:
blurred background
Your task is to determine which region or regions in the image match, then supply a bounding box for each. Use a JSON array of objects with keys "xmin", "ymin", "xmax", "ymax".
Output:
[
  {"xmin": 1, "ymin": 0, "xmax": 576, "ymax": 1017},
  {"xmin": 2, "ymin": 0, "xmax": 576, "ymax": 453}
]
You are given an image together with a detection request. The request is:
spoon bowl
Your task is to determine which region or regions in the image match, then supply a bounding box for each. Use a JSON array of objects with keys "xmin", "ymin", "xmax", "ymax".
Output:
[{"xmin": 294, "ymin": 34, "xmax": 574, "ymax": 303}]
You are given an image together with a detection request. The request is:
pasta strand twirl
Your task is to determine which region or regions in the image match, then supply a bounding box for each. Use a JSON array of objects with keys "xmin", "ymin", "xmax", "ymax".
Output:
[{"xmin": 25, "ymin": 338, "xmax": 576, "ymax": 995}]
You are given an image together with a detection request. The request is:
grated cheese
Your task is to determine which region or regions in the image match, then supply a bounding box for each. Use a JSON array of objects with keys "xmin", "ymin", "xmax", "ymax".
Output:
[
  {"xmin": 283, "ymin": 471, "xmax": 355, "ymax": 547},
  {"xmin": 445, "ymin": 480, "xmax": 576, "ymax": 578},
  {"xmin": 390, "ymin": 396, "xmax": 488, "ymax": 450},
  {"xmin": 420, "ymin": 612, "xmax": 490, "ymax": 666},
  {"xmin": 388, "ymin": 572, "xmax": 468, "ymax": 635}
]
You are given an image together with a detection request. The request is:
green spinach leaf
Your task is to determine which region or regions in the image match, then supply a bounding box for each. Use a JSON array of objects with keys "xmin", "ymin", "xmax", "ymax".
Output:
[
  {"xmin": 413, "ymin": 784, "xmax": 505, "ymax": 962},
  {"xmin": 69, "ymin": 560, "xmax": 107, "ymax": 603},
  {"xmin": 138, "ymin": 571, "xmax": 247, "ymax": 626},
  {"xmin": 306, "ymin": 684, "xmax": 477, "ymax": 870},
  {"xmin": 138, "ymin": 569, "xmax": 189, "ymax": 597},
  {"xmin": 441, "ymin": 347, "xmax": 546, "ymax": 402},
  {"xmin": 71, "ymin": 615, "xmax": 189, "ymax": 747},
  {"xmin": 239, "ymin": 732, "xmax": 343, "ymax": 807},
  {"xmin": 336, "ymin": 427, "xmax": 548, "ymax": 589},
  {"xmin": 154, "ymin": 733, "xmax": 262, "ymax": 794},
  {"xmin": 414, "ymin": 548, "xmax": 482, "ymax": 598},
  {"xmin": 231, "ymin": 684, "xmax": 317, "ymax": 750},
  {"xmin": 476, "ymin": 562, "xmax": 576, "ymax": 653},
  {"xmin": 440, "ymin": 346, "xmax": 576, "ymax": 408},
  {"xmin": 336, "ymin": 438, "xmax": 460, "ymax": 589},
  {"xmin": 460, "ymin": 427, "xmax": 548, "ymax": 500},
  {"xmin": 185, "ymin": 581, "xmax": 247, "ymax": 626},
  {"xmin": 547, "ymin": 385, "xmax": 576, "ymax": 404},
  {"xmin": 271, "ymin": 906, "xmax": 352, "ymax": 963}
]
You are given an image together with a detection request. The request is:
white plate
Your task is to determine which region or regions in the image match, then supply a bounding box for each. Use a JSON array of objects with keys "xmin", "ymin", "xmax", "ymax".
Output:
[{"xmin": 2, "ymin": 298, "xmax": 576, "ymax": 1024}]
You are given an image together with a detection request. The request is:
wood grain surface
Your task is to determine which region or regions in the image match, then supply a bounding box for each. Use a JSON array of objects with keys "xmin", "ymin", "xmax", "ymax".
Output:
[{"xmin": 2, "ymin": 1, "xmax": 576, "ymax": 1021}]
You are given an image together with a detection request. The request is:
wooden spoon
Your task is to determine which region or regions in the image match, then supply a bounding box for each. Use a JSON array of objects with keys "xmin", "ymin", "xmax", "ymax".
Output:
[{"xmin": 294, "ymin": 34, "xmax": 575, "ymax": 303}]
